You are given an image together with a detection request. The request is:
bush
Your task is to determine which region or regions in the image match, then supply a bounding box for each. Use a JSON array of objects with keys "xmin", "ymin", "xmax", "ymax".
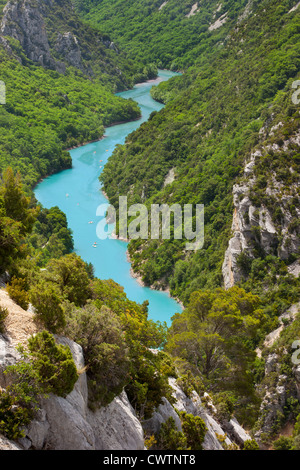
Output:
[
  {"xmin": 0, "ymin": 390, "xmax": 33, "ymax": 440},
  {"xmin": 272, "ymin": 436, "xmax": 294, "ymax": 450},
  {"xmin": 30, "ymin": 282, "xmax": 66, "ymax": 333},
  {"xmin": 179, "ymin": 412, "xmax": 207, "ymax": 450},
  {"xmin": 243, "ymin": 439, "xmax": 260, "ymax": 450},
  {"xmin": 156, "ymin": 417, "xmax": 188, "ymax": 450},
  {"xmin": 64, "ymin": 302, "xmax": 129, "ymax": 408},
  {"xmin": 27, "ymin": 331, "xmax": 78, "ymax": 397},
  {"xmin": 7, "ymin": 276, "xmax": 29, "ymax": 310},
  {"xmin": 0, "ymin": 306, "xmax": 8, "ymax": 333}
]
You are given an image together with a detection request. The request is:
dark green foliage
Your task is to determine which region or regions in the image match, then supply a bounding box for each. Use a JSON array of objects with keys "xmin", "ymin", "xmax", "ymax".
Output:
[
  {"xmin": 179, "ymin": 411, "xmax": 206, "ymax": 450},
  {"xmin": 166, "ymin": 286, "xmax": 265, "ymax": 423},
  {"xmin": 7, "ymin": 276, "xmax": 29, "ymax": 310},
  {"xmin": 0, "ymin": 49, "xmax": 141, "ymax": 190},
  {"xmin": 27, "ymin": 331, "xmax": 79, "ymax": 397},
  {"xmin": 0, "ymin": 168, "xmax": 38, "ymax": 274},
  {"xmin": 75, "ymin": 0, "xmax": 248, "ymax": 70},
  {"xmin": 91, "ymin": 278, "xmax": 171, "ymax": 418},
  {"xmin": 155, "ymin": 413, "xmax": 206, "ymax": 450},
  {"xmin": 0, "ymin": 332, "xmax": 78, "ymax": 438},
  {"xmin": 0, "ymin": 305, "xmax": 8, "ymax": 333},
  {"xmin": 0, "ymin": 390, "xmax": 33, "ymax": 440},
  {"xmin": 156, "ymin": 417, "xmax": 188, "ymax": 450},
  {"xmin": 272, "ymin": 436, "xmax": 294, "ymax": 450},
  {"xmin": 243, "ymin": 439, "xmax": 260, "ymax": 450}
]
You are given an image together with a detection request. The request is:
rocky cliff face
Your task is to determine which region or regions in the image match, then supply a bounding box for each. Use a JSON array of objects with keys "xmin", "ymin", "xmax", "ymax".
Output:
[
  {"xmin": 0, "ymin": 0, "xmax": 121, "ymax": 76},
  {"xmin": 0, "ymin": 327, "xmax": 252, "ymax": 450},
  {"xmin": 223, "ymin": 127, "xmax": 300, "ymax": 290},
  {"xmin": 0, "ymin": 0, "xmax": 65, "ymax": 72}
]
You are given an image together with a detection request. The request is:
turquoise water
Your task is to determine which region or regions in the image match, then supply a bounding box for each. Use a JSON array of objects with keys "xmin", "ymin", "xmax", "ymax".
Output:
[{"xmin": 34, "ymin": 70, "xmax": 183, "ymax": 325}]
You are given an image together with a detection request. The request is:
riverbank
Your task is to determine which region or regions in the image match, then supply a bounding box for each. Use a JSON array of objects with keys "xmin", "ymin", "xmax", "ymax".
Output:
[{"xmin": 34, "ymin": 69, "xmax": 183, "ymax": 325}]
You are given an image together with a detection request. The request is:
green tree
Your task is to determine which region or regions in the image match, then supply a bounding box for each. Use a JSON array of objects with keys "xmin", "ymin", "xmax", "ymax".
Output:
[
  {"xmin": 64, "ymin": 302, "xmax": 130, "ymax": 408},
  {"xmin": 156, "ymin": 417, "xmax": 188, "ymax": 450},
  {"xmin": 0, "ymin": 167, "xmax": 37, "ymax": 236},
  {"xmin": 27, "ymin": 331, "xmax": 78, "ymax": 397},
  {"xmin": 179, "ymin": 411, "xmax": 207, "ymax": 450},
  {"xmin": 45, "ymin": 253, "xmax": 92, "ymax": 306},
  {"xmin": 30, "ymin": 282, "xmax": 66, "ymax": 333}
]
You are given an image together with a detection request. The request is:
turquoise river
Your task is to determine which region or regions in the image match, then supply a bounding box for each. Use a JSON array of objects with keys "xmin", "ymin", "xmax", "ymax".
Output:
[{"xmin": 34, "ymin": 70, "xmax": 183, "ymax": 325}]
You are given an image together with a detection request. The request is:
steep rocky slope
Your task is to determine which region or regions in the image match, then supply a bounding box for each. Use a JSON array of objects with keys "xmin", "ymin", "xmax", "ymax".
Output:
[
  {"xmin": 0, "ymin": 287, "xmax": 252, "ymax": 450},
  {"xmin": 0, "ymin": 0, "xmax": 150, "ymax": 90}
]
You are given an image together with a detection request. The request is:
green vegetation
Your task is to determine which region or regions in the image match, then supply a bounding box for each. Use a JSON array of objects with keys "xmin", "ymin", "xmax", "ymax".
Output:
[
  {"xmin": 0, "ymin": 169, "xmax": 172, "ymax": 419},
  {"xmin": 0, "ymin": 0, "xmax": 299, "ymax": 451},
  {"xmin": 0, "ymin": 331, "xmax": 78, "ymax": 439},
  {"xmin": 100, "ymin": 0, "xmax": 300, "ymax": 306},
  {"xmin": 0, "ymin": 306, "xmax": 8, "ymax": 333},
  {"xmin": 154, "ymin": 412, "xmax": 206, "ymax": 450},
  {"xmin": 0, "ymin": 48, "xmax": 141, "ymax": 189},
  {"xmin": 166, "ymin": 286, "xmax": 265, "ymax": 425},
  {"xmin": 75, "ymin": 0, "xmax": 249, "ymax": 70}
]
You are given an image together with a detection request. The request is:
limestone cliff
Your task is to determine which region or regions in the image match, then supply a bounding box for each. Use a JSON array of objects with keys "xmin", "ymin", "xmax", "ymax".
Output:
[
  {"xmin": 0, "ymin": 0, "xmax": 129, "ymax": 84},
  {"xmin": 0, "ymin": 288, "xmax": 252, "ymax": 451},
  {"xmin": 223, "ymin": 125, "xmax": 300, "ymax": 290}
]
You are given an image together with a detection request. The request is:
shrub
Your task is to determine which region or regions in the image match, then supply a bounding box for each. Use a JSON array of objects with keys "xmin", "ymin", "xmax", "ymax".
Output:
[
  {"xmin": 27, "ymin": 331, "xmax": 78, "ymax": 397},
  {"xmin": 156, "ymin": 417, "xmax": 188, "ymax": 450},
  {"xmin": 179, "ymin": 411, "xmax": 207, "ymax": 450},
  {"xmin": 0, "ymin": 390, "xmax": 33, "ymax": 440},
  {"xmin": 272, "ymin": 436, "xmax": 294, "ymax": 450},
  {"xmin": 64, "ymin": 302, "xmax": 129, "ymax": 408},
  {"xmin": 243, "ymin": 439, "xmax": 260, "ymax": 450},
  {"xmin": 0, "ymin": 306, "xmax": 8, "ymax": 333},
  {"xmin": 30, "ymin": 282, "xmax": 66, "ymax": 333},
  {"xmin": 7, "ymin": 276, "xmax": 29, "ymax": 310}
]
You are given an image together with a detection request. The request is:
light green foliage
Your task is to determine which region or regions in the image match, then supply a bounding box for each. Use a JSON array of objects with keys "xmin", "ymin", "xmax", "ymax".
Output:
[
  {"xmin": 7, "ymin": 276, "xmax": 29, "ymax": 310},
  {"xmin": 64, "ymin": 302, "xmax": 130, "ymax": 408},
  {"xmin": 26, "ymin": 206, "xmax": 74, "ymax": 267},
  {"xmin": 166, "ymin": 287, "xmax": 265, "ymax": 422},
  {"xmin": 0, "ymin": 305, "xmax": 8, "ymax": 333},
  {"xmin": 0, "ymin": 390, "xmax": 33, "ymax": 440},
  {"xmin": 30, "ymin": 281, "xmax": 66, "ymax": 333},
  {"xmin": 43, "ymin": 253, "xmax": 92, "ymax": 306},
  {"xmin": 243, "ymin": 439, "xmax": 260, "ymax": 450},
  {"xmin": 27, "ymin": 331, "xmax": 79, "ymax": 397}
]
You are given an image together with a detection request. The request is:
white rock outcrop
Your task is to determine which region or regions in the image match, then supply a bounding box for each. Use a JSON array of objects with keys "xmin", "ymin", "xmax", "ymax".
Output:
[
  {"xmin": 143, "ymin": 377, "xmax": 253, "ymax": 450},
  {"xmin": 0, "ymin": 334, "xmax": 144, "ymax": 451}
]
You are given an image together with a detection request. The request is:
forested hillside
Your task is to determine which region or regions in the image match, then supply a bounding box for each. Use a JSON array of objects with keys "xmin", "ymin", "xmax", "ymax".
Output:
[
  {"xmin": 100, "ymin": 0, "xmax": 300, "ymax": 305},
  {"xmin": 0, "ymin": 0, "xmax": 156, "ymax": 189},
  {"xmin": 75, "ymin": 0, "xmax": 250, "ymax": 70}
]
